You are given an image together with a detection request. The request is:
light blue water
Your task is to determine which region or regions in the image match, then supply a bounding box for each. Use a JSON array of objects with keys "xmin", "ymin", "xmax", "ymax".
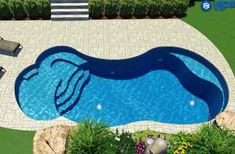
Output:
[{"xmin": 16, "ymin": 47, "xmax": 226, "ymax": 125}]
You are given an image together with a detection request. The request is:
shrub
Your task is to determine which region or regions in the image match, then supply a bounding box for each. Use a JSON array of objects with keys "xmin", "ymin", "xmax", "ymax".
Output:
[
  {"xmin": 146, "ymin": 0, "xmax": 161, "ymax": 18},
  {"xmin": 161, "ymin": 0, "xmax": 174, "ymax": 17},
  {"xmin": 115, "ymin": 129, "xmax": 136, "ymax": 153},
  {"xmin": 119, "ymin": 0, "xmax": 133, "ymax": 18},
  {"xmin": 38, "ymin": 0, "xmax": 50, "ymax": 19},
  {"xmin": 104, "ymin": 0, "xmax": 117, "ymax": 18},
  {"xmin": 188, "ymin": 124, "xmax": 235, "ymax": 154},
  {"xmin": 174, "ymin": 0, "xmax": 188, "ymax": 17},
  {"xmin": 0, "ymin": 0, "xmax": 12, "ymax": 19},
  {"xmin": 24, "ymin": 0, "xmax": 41, "ymax": 19},
  {"xmin": 89, "ymin": 0, "xmax": 103, "ymax": 19},
  {"xmin": 66, "ymin": 120, "xmax": 118, "ymax": 154},
  {"xmin": 8, "ymin": 0, "xmax": 27, "ymax": 19},
  {"xmin": 133, "ymin": 0, "xmax": 146, "ymax": 18},
  {"xmin": 168, "ymin": 132, "xmax": 192, "ymax": 154}
]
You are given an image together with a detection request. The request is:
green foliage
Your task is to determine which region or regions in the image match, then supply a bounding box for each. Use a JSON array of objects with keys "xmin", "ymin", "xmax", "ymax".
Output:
[
  {"xmin": 174, "ymin": 0, "xmax": 188, "ymax": 17},
  {"xmin": 8, "ymin": 0, "xmax": 27, "ymax": 19},
  {"xmin": 168, "ymin": 132, "xmax": 192, "ymax": 153},
  {"xmin": 0, "ymin": 0, "xmax": 12, "ymax": 19},
  {"xmin": 147, "ymin": 0, "xmax": 161, "ymax": 18},
  {"xmin": 119, "ymin": 0, "xmax": 133, "ymax": 18},
  {"xmin": 188, "ymin": 124, "xmax": 235, "ymax": 154},
  {"xmin": 115, "ymin": 129, "xmax": 136, "ymax": 153},
  {"xmin": 38, "ymin": 0, "xmax": 50, "ymax": 19},
  {"xmin": 89, "ymin": 0, "xmax": 103, "ymax": 19},
  {"xmin": 104, "ymin": 0, "xmax": 117, "ymax": 18},
  {"xmin": 24, "ymin": 0, "xmax": 41, "ymax": 19},
  {"xmin": 133, "ymin": 0, "xmax": 146, "ymax": 18},
  {"xmin": 161, "ymin": 0, "xmax": 174, "ymax": 17},
  {"xmin": 66, "ymin": 120, "xmax": 118, "ymax": 154}
]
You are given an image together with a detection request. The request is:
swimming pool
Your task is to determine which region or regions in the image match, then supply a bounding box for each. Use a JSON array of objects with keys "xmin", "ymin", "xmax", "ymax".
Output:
[{"xmin": 15, "ymin": 46, "xmax": 228, "ymax": 126}]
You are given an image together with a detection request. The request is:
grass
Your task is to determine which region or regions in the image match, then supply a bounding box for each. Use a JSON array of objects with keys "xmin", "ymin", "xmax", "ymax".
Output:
[
  {"xmin": 182, "ymin": 1, "xmax": 235, "ymax": 74},
  {"xmin": 0, "ymin": 2, "xmax": 235, "ymax": 154},
  {"xmin": 0, "ymin": 127, "xmax": 35, "ymax": 154}
]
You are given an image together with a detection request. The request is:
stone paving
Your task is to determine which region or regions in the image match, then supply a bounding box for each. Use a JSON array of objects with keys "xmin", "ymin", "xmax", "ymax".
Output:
[{"xmin": 0, "ymin": 19, "xmax": 235, "ymax": 133}]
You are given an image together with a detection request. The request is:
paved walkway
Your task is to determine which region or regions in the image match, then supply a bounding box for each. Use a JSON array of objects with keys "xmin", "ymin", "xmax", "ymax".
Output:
[{"xmin": 0, "ymin": 20, "xmax": 234, "ymax": 133}]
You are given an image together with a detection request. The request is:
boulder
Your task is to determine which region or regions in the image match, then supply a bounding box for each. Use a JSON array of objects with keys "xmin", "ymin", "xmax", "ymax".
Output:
[
  {"xmin": 33, "ymin": 125, "xmax": 74, "ymax": 154},
  {"xmin": 215, "ymin": 111, "xmax": 235, "ymax": 131}
]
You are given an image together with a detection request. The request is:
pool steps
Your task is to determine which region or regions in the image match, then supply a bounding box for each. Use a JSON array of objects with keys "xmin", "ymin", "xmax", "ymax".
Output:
[{"xmin": 50, "ymin": 0, "xmax": 89, "ymax": 20}]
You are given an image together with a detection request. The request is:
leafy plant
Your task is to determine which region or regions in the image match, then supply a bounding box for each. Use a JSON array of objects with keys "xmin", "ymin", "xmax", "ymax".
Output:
[
  {"xmin": 8, "ymin": 0, "xmax": 27, "ymax": 19},
  {"xmin": 174, "ymin": 0, "xmax": 188, "ymax": 17},
  {"xmin": 119, "ymin": 0, "xmax": 133, "ymax": 18},
  {"xmin": 66, "ymin": 120, "xmax": 118, "ymax": 154},
  {"xmin": 115, "ymin": 129, "xmax": 136, "ymax": 154},
  {"xmin": 89, "ymin": 0, "xmax": 103, "ymax": 19},
  {"xmin": 146, "ymin": 0, "xmax": 161, "ymax": 18},
  {"xmin": 0, "ymin": 0, "xmax": 12, "ymax": 19},
  {"xmin": 39, "ymin": 0, "xmax": 50, "ymax": 19},
  {"xmin": 168, "ymin": 132, "xmax": 192, "ymax": 154},
  {"xmin": 104, "ymin": 0, "xmax": 117, "ymax": 18},
  {"xmin": 133, "ymin": 0, "xmax": 146, "ymax": 18},
  {"xmin": 161, "ymin": 0, "xmax": 174, "ymax": 17},
  {"xmin": 24, "ymin": 0, "xmax": 41, "ymax": 19},
  {"xmin": 188, "ymin": 124, "xmax": 235, "ymax": 154}
]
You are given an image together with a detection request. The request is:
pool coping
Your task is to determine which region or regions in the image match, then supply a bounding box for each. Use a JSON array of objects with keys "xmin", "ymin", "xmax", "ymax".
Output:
[{"xmin": 0, "ymin": 19, "xmax": 234, "ymax": 133}]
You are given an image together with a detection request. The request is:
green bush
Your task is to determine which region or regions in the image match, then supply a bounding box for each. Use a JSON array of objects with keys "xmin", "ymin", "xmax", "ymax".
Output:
[
  {"xmin": 161, "ymin": 0, "xmax": 174, "ymax": 17},
  {"xmin": 147, "ymin": 0, "xmax": 161, "ymax": 18},
  {"xmin": 24, "ymin": 0, "xmax": 41, "ymax": 19},
  {"xmin": 174, "ymin": 0, "xmax": 188, "ymax": 17},
  {"xmin": 119, "ymin": 0, "xmax": 133, "ymax": 18},
  {"xmin": 115, "ymin": 129, "xmax": 136, "ymax": 153},
  {"xmin": 0, "ymin": 0, "xmax": 12, "ymax": 19},
  {"xmin": 104, "ymin": 0, "xmax": 117, "ymax": 18},
  {"xmin": 188, "ymin": 124, "xmax": 235, "ymax": 154},
  {"xmin": 8, "ymin": 0, "xmax": 27, "ymax": 19},
  {"xmin": 38, "ymin": 0, "xmax": 50, "ymax": 19},
  {"xmin": 133, "ymin": 0, "xmax": 146, "ymax": 18},
  {"xmin": 66, "ymin": 120, "xmax": 118, "ymax": 154},
  {"xmin": 89, "ymin": 0, "xmax": 103, "ymax": 19}
]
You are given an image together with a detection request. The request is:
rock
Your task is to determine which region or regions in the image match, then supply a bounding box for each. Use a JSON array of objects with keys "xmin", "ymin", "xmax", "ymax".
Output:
[
  {"xmin": 149, "ymin": 138, "xmax": 168, "ymax": 154},
  {"xmin": 215, "ymin": 111, "xmax": 235, "ymax": 131},
  {"xmin": 33, "ymin": 125, "xmax": 74, "ymax": 154}
]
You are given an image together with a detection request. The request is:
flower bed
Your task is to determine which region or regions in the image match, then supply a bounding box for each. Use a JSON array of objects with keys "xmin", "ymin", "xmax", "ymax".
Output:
[{"xmin": 89, "ymin": 0, "xmax": 189, "ymax": 19}]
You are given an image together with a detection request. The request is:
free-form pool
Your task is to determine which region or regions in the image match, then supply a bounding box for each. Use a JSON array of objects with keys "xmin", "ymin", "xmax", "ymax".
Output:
[{"xmin": 15, "ymin": 46, "xmax": 228, "ymax": 126}]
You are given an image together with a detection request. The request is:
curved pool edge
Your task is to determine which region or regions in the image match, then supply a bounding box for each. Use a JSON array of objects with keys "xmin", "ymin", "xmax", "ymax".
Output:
[{"xmin": 0, "ymin": 19, "xmax": 235, "ymax": 133}]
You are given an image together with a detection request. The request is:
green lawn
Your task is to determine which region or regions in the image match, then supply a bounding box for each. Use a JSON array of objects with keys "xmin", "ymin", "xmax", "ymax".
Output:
[
  {"xmin": 0, "ymin": 127, "xmax": 35, "ymax": 154},
  {"xmin": 182, "ymin": 2, "xmax": 235, "ymax": 74},
  {"xmin": 0, "ymin": 2, "xmax": 234, "ymax": 154}
]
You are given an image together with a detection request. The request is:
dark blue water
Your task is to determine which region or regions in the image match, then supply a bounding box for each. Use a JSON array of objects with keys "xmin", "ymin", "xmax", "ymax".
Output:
[{"xmin": 15, "ymin": 46, "xmax": 228, "ymax": 125}]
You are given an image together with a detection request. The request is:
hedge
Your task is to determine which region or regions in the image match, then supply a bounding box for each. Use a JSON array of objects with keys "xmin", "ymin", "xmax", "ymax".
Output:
[
  {"xmin": 104, "ymin": 0, "xmax": 117, "ymax": 18},
  {"xmin": 119, "ymin": 0, "xmax": 133, "ymax": 18},
  {"xmin": 0, "ymin": 0, "xmax": 12, "ymax": 19},
  {"xmin": 8, "ymin": 0, "xmax": 27, "ymax": 19},
  {"xmin": 89, "ymin": 0, "xmax": 189, "ymax": 19},
  {"xmin": 38, "ymin": 0, "xmax": 51, "ymax": 19},
  {"xmin": 24, "ymin": 0, "xmax": 42, "ymax": 19},
  {"xmin": 89, "ymin": 0, "xmax": 103, "ymax": 19},
  {"xmin": 133, "ymin": 0, "xmax": 146, "ymax": 18},
  {"xmin": 0, "ymin": 0, "xmax": 50, "ymax": 20},
  {"xmin": 147, "ymin": 0, "xmax": 162, "ymax": 18}
]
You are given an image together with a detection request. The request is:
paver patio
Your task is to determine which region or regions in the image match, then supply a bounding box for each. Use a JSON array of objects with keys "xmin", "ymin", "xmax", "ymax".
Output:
[{"xmin": 0, "ymin": 19, "xmax": 234, "ymax": 133}]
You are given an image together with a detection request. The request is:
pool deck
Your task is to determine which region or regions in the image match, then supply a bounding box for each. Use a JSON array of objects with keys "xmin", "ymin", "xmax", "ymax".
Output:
[{"xmin": 0, "ymin": 19, "xmax": 235, "ymax": 133}]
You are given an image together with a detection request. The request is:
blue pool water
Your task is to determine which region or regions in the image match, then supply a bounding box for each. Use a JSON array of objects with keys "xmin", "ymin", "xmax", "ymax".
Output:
[{"xmin": 15, "ymin": 46, "xmax": 228, "ymax": 126}]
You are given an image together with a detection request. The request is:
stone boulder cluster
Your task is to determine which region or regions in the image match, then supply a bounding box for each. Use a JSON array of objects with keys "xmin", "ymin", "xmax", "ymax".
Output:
[
  {"xmin": 33, "ymin": 125, "xmax": 74, "ymax": 154},
  {"xmin": 215, "ymin": 111, "xmax": 235, "ymax": 131}
]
